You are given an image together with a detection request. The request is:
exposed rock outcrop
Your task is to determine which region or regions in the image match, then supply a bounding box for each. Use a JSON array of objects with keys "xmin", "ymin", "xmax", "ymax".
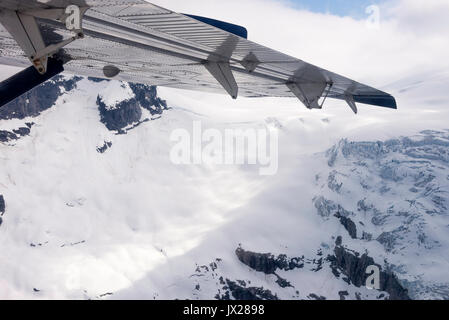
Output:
[
  {"xmin": 235, "ymin": 247, "xmax": 304, "ymax": 275},
  {"xmin": 97, "ymin": 95, "xmax": 142, "ymax": 132},
  {"xmin": 335, "ymin": 212, "xmax": 357, "ymax": 239},
  {"xmin": 0, "ymin": 126, "xmax": 32, "ymax": 143},
  {"xmin": 129, "ymin": 83, "xmax": 167, "ymax": 115},
  {"xmin": 308, "ymin": 293, "xmax": 326, "ymax": 300},
  {"xmin": 219, "ymin": 280, "xmax": 279, "ymax": 301},
  {"xmin": 0, "ymin": 76, "xmax": 82, "ymax": 120},
  {"xmin": 1, "ymin": 75, "xmax": 81, "ymax": 143},
  {"xmin": 328, "ymin": 244, "xmax": 410, "ymax": 300},
  {"xmin": 97, "ymin": 81, "xmax": 168, "ymax": 132},
  {"xmin": 96, "ymin": 141, "xmax": 113, "ymax": 154}
]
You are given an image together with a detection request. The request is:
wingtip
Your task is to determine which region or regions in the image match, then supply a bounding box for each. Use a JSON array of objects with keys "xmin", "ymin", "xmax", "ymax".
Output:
[
  {"xmin": 353, "ymin": 94, "xmax": 398, "ymax": 110},
  {"xmin": 384, "ymin": 95, "xmax": 398, "ymax": 109},
  {"xmin": 391, "ymin": 96, "xmax": 398, "ymax": 110}
]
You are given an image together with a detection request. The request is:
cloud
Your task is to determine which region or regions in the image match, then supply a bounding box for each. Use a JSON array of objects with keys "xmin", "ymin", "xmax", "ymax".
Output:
[
  {"xmin": 387, "ymin": 0, "xmax": 449, "ymax": 36},
  {"xmin": 151, "ymin": 0, "xmax": 448, "ymax": 84}
]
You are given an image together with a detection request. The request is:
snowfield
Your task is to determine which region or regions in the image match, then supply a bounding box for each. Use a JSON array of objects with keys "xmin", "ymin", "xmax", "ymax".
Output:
[{"xmin": 0, "ymin": 72, "xmax": 449, "ymax": 300}]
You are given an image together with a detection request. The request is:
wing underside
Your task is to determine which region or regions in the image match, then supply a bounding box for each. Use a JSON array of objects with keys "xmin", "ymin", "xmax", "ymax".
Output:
[{"xmin": 0, "ymin": 0, "xmax": 396, "ymax": 111}]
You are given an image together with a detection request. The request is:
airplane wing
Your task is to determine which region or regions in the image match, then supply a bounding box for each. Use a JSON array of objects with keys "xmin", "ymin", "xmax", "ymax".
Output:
[{"xmin": 0, "ymin": 0, "xmax": 397, "ymax": 112}]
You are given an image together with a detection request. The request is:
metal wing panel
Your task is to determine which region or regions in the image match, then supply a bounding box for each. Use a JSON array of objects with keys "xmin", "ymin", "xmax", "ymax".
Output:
[{"xmin": 0, "ymin": 0, "xmax": 395, "ymax": 108}]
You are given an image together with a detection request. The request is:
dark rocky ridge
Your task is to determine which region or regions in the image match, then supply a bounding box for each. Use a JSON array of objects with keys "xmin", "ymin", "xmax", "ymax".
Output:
[
  {"xmin": 235, "ymin": 247, "xmax": 304, "ymax": 275},
  {"xmin": 0, "ymin": 74, "xmax": 167, "ymax": 135},
  {"xmin": 0, "ymin": 124, "xmax": 33, "ymax": 143},
  {"xmin": 0, "ymin": 75, "xmax": 82, "ymax": 121},
  {"xmin": 220, "ymin": 280, "xmax": 279, "ymax": 300},
  {"xmin": 1, "ymin": 75, "xmax": 168, "ymax": 146},
  {"xmin": 308, "ymin": 293, "xmax": 327, "ymax": 300},
  {"xmin": 1, "ymin": 75, "xmax": 82, "ymax": 143},
  {"xmin": 235, "ymin": 244, "xmax": 409, "ymax": 300},
  {"xmin": 97, "ymin": 82, "xmax": 168, "ymax": 132},
  {"xmin": 97, "ymin": 141, "xmax": 113, "ymax": 154},
  {"xmin": 191, "ymin": 259, "xmax": 279, "ymax": 301},
  {"xmin": 335, "ymin": 212, "xmax": 357, "ymax": 239},
  {"xmin": 97, "ymin": 96, "xmax": 142, "ymax": 133},
  {"xmin": 328, "ymin": 243, "xmax": 410, "ymax": 300}
]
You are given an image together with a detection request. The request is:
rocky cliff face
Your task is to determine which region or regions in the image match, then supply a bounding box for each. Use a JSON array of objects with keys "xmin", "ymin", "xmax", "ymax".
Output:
[
  {"xmin": 0, "ymin": 75, "xmax": 168, "ymax": 143},
  {"xmin": 0, "ymin": 76, "xmax": 169, "ymax": 234},
  {"xmin": 0, "ymin": 75, "xmax": 82, "ymax": 143},
  {"xmin": 97, "ymin": 82, "xmax": 168, "ymax": 133},
  {"xmin": 157, "ymin": 131, "xmax": 449, "ymax": 301},
  {"xmin": 186, "ymin": 244, "xmax": 410, "ymax": 301},
  {"xmin": 0, "ymin": 75, "xmax": 82, "ymax": 121},
  {"xmin": 329, "ymin": 242, "xmax": 410, "ymax": 300},
  {"xmin": 314, "ymin": 130, "xmax": 449, "ymax": 299}
]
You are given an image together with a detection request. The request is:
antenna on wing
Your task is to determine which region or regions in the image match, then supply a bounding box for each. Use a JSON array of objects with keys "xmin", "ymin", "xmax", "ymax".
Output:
[{"xmin": 241, "ymin": 52, "xmax": 260, "ymax": 73}]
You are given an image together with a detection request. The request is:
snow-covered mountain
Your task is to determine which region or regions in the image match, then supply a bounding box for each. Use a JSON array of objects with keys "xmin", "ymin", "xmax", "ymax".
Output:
[{"xmin": 0, "ymin": 76, "xmax": 448, "ymax": 300}]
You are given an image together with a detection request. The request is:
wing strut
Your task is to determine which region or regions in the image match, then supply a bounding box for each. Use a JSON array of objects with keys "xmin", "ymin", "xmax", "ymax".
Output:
[
  {"xmin": 204, "ymin": 61, "xmax": 238, "ymax": 99},
  {"xmin": 0, "ymin": 6, "xmax": 86, "ymax": 74}
]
